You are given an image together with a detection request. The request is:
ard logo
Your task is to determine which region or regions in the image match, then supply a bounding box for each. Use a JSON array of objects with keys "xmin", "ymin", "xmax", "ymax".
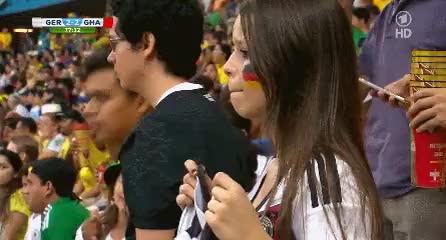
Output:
[{"xmin": 395, "ymin": 11, "xmax": 413, "ymax": 39}]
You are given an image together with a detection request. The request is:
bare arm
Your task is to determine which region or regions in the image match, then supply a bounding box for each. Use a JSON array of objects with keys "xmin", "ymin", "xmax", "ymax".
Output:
[
  {"xmin": 80, "ymin": 183, "xmax": 100, "ymax": 199},
  {"xmin": 136, "ymin": 229, "xmax": 176, "ymax": 240},
  {"xmin": 74, "ymin": 179, "xmax": 84, "ymax": 196},
  {"xmin": 3, "ymin": 212, "xmax": 28, "ymax": 239}
]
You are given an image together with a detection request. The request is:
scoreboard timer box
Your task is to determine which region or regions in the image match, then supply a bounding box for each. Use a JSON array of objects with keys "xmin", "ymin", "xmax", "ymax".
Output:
[{"xmin": 32, "ymin": 17, "xmax": 113, "ymax": 34}]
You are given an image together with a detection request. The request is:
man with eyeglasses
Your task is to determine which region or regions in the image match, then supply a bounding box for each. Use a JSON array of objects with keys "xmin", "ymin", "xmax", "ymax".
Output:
[{"xmin": 107, "ymin": 0, "xmax": 255, "ymax": 240}]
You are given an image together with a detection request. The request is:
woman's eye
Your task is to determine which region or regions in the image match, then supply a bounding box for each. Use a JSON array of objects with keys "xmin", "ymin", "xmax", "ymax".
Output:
[{"xmin": 240, "ymin": 49, "xmax": 249, "ymax": 59}]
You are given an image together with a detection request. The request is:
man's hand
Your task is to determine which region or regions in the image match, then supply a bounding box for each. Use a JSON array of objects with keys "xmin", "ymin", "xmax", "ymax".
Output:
[
  {"xmin": 370, "ymin": 74, "xmax": 410, "ymax": 108},
  {"xmin": 407, "ymin": 88, "xmax": 446, "ymax": 132}
]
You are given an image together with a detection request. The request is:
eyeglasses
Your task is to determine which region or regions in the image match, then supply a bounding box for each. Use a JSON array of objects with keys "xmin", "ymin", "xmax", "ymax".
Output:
[{"xmin": 109, "ymin": 36, "xmax": 123, "ymax": 51}]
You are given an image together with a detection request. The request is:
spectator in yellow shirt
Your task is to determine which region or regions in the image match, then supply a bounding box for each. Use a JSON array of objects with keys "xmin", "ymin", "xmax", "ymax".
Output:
[
  {"xmin": 0, "ymin": 150, "xmax": 30, "ymax": 240},
  {"xmin": 212, "ymin": 43, "xmax": 232, "ymax": 84},
  {"xmin": 0, "ymin": 28, "xmax": 12, "ymax": 52}
]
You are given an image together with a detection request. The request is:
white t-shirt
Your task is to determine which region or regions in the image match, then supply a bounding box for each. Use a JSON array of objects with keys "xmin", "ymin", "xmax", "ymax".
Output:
[
  {"xmin": 291, "ymin": 158, "xmax": 370, "ymax": 240},
  {"xmin": 30, "ymin": 105, "xmax": 41, "ymax": 121},
  {"xmin": 45, "ymin": 134, "xmax": 66, "ymax": 153},
  {"xmin": 15, "ymin": 104, "xmax": 30, "ymax": 118},
  {"xmin": 176, "ymin": 156, "xmax": 370, "ymax": 240},
  {"xmin": 24, "ymin": 213, "xmax": 41, "ymax": 240}
]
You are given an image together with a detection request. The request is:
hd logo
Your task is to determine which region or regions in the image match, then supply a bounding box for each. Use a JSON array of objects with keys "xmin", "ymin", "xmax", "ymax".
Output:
[{"xmin": 395, "ymin": 11, "xmax": 413, "ymax": 39}]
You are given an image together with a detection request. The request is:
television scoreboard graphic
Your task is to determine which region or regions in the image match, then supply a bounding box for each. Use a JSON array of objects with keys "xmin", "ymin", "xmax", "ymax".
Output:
[{"xmin": 32, "ymin": 17, "xmax": 113, "ymax": 34}]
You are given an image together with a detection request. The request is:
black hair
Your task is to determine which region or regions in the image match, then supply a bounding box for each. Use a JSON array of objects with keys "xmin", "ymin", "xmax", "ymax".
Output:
[
  {"xmin": 61, "ymin": 108, "xmax": 85, "ymax": 123},
  {"xmin": 3, "ymin": 85, "xmax": 14, "ymax": 95},
  {"xmin": 80, "ymin": 49, "xmax": 137, "ymax": 98},
  {"xmin": 0, "ymin": 64, "xmax": 4, "ymax": 75},
  {"xmin": 55, "ymin": 62, "xmax": 65, "ymax": 71},
  {"xmin": 118, "ymin": 0, "xmax": 204, "ymax": 79},
  {"xmin": 30, "ymin": 158, "xmax": 77, "ymax": 199},
  {"xmin": 45, "ymin": 88, "xmax": 65, "ymax": 105},
  {"xmin": 368, "ymin": 5, "xmax": 380, "ymax": 16},
  {"xmin": 0, "ymin": 149, "xmax": 22, "ymax": 172},
  {"xmin": 0, "ymin": 150, "xmax": 23, "ymax": 221},
  {"xmin": 79, "ymin": 49, "xmax": 113, "ymax": 82},
  {"xmin": 18, "ymin": 117, "xmax": 38, "ymax": 134},
  {"xmin": 111, "ymin": 0, "xmax": 124, "ymax": 16},
  {"xmin": 5, "ymin": 117, "xmax": 19, "ymax": 130},
  {"xmin": 56, "ymin": 78, "xmax": 75, "ymax": 92},
  {"xmin": 31, "ymin": 88, "xmax": 44, "ymax": 98},
  {"xmin": 193, "ymin": 75, "xmax": 214, "ymax": 93},
  {"xmin": 211, "ymin": 31, "xmax": 226, "ymax": 44},
  {"xmin": 217, "ymin": 43, "xmax": 232, "ymax": 61},
  {"xmin": 353, "ymin": 7, "xmax": 370, "ymax": 23}
]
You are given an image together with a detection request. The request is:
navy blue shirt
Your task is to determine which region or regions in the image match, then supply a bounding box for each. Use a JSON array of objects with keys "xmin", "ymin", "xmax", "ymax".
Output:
[{"xmin": 359, "ymin": 0, "xmax": 446, "ymax": 198}]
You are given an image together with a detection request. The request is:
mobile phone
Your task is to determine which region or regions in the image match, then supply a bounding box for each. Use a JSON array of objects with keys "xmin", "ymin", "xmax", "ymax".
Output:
[
  {"xmin": 358, "ymin": 77, "xmax": 407, "ymax": 103},
  {"xmin": 196, "ymin": 164, "xmax": 212, "ymax": 204}
]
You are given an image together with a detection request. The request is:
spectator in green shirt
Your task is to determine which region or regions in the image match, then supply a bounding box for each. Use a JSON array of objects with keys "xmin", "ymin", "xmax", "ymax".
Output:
[
  {"xmin": 352, "ymin": 7, "xmax": 371, "ymax": 51},
  {"xmin": 22, "ymin": 158, "xmax": 89, "ymax": 240}
]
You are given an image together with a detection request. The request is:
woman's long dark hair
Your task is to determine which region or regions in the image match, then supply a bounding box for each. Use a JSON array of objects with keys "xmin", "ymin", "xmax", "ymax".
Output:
[
  {"xmin": 240, "ymin": 0, "xmax": 383, "ymax": 239},
  {"xmin": 0, "ymin": 150, "xmax": 23, "ymax": 222}
]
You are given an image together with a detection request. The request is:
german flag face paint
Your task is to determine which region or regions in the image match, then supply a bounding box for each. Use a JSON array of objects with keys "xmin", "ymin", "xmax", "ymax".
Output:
[{"xmin": 242, "ymin": 61, "xmax": 262, "ymax": 89}]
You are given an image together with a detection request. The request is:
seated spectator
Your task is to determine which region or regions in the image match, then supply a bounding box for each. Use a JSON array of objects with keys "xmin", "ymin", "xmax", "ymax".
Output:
[
  {"xmin": 15, "ymin": 117, "xmax": 38, "ymax": 136},
  {"xmin": 0, "ymin": 150, "xmax": 30, "ymax": 239},
  {"xmin": 7, "ymin": 94, "xmax": 30, "ymax": 118},
  {"xmin": 29, "ymin": 88, "xmax": 44, "ymax": 121},
  {"xmin": 22, "ymin": 158, "xmax": 90, "ymax": 240},
  {"xmin": 38, "ymin": 104, "xmax": 67, "ymax": 159},
  {"xmin": 212, "ymin": 43, "xmax": 231, "ymax": 84},
  {"xmin": 3, "ymin": 111, "xmax": 21, "ymax": 142},
  {"xmin": 352, "ymin": 7, "xmax": 371, "ymax": 34},
  {"xmin": 7, "ymin": 135, "xmax": 39, "ymax": 164}
]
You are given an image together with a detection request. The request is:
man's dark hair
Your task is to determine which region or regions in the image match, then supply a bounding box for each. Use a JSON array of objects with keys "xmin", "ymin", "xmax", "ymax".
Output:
[
  {"xmin": 111, "ymin": 0, "xmax": 124, "ymax": 16},
  {"xmin": 31, "ymin": 88, "xmax": 44, "ymax": 98},
  {"xmin": 3, "ymin": 85, "xmax": 14, "ymax": 95},
  {"xmin": 368, "ymin": 5, "xmax": 380, "ymax": 16},
  {"xmin": 353, "ymin": 7, "xmax": 370, "ymax": 23},
  {"xmin": 79, "ymin": 49, "xmax": 113, "ymax": 82},
  {"xmin": 59, "ymin": 108, "xmax": 85, "ymax": 123},
  {"xmin": 30, "ymin": 158, "xmax": 77, "ymax": 199},
  {"xmin": 118, "ymin": 0, "xmax": 204, "ymax": 79},
  {"xmin": 45, "ymin": 88, "xmax": 65, "ymax": 105},
  {"xmin": 18, "ymin": 117, "xmax": 38, "ymax": 134},
  {"xmin": 56, "ymin": 78, "xmax": 75, "ymax": 91},
  {"xmin": 80, "ymin": 49, "xmax": 137, "ymax": 98}
]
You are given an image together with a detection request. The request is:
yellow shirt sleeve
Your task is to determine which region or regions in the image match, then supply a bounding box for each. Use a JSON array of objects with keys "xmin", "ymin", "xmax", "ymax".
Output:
[
  {"xmin": 58, "ymin": 137, "xmax": 71, "ymax": 159},
  {"xmin": 87, "ymin": 140, "xmax": 109, "ymax": 169},
  {"xmin": 10, "ymin": 190, "xmax": 31, "ymax": 217},
  {"xmin": 79, "ymin": 167, "xmax": 97, "ymax": 192}
]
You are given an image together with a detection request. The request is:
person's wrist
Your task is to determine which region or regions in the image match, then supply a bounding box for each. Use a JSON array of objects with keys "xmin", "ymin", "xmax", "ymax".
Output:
[{"xmin": 246, "ymin": 225, "xmax": 272, "ymax": 240}]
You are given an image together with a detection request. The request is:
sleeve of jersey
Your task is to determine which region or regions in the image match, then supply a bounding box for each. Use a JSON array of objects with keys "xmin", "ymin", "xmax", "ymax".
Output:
[{"xmin": 120, "ymin": 117, "xmax": 187, "ymax": 230}]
